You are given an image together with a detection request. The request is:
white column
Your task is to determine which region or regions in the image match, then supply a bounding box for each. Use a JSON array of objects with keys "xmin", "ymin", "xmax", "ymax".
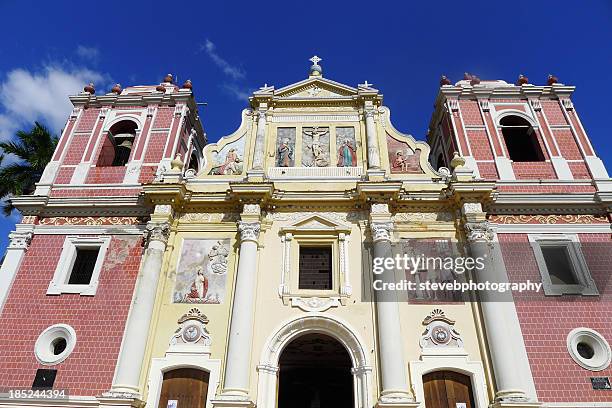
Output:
[
  {"xmin": 364, "ymin": 107, "xmax": 381, "ymax": 169},
  {"xmin": 463, "ymin": 218, "xmax": 538, "ymax": 404},
  {"xmin": 252, "ymin": 111, "xmax": 267, "ymax": 170},
  {"xmin": 219, "ymin": 220, "xmax": 261, "ymax": 400},
  {"xmin": 0, "ymin": 228, "xmax": 33, "ymax": 313},
  {"xmin": 370, "ymin": 221, "xmax": 415, "ymax": 407},
  {"xmin": 111, "ymin": 221, "xmax": 170, "ymax": 396}
]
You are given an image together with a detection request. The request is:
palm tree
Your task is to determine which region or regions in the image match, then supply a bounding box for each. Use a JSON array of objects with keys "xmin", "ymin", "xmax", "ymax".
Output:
[{"xmin": 0, "ymin": 122, "xmax": 58, "ymax": 215}]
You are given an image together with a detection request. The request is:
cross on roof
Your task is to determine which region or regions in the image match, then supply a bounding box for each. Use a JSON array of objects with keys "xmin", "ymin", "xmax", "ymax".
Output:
[
  {"xmin": 359, "ymin": 80, "xmax": 373, "ymax": 88},
  {"xmin": 309, "ymin": 55, "xmax": 322, "ymax": 65}
]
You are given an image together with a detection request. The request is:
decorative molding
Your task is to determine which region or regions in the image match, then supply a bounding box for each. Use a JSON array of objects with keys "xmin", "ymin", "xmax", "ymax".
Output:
[
  {"xmin": 420, "ymin": 309, "xmax": 464, "ymax": 349},
  {"xmin": 370, "ymin": 203, "xmax": 390, "ymax": 214},
  {"xmin": 180, "ymin": 212, "xmax": 240, "ymax": 223},
  {"xmin": 243, "ymin": 203, "xmax": 261, "ymax": 216},
  {"xmin": 271, "ymin": 114, "xmax": 359, "ymax": 123},
  {"xmin": 289, "ymin": 296, "xmax": 340, "ymax": 312},
  {"xmin": 38, "ymin": 216, "xmax": 144, "ymax": 226},
  {"xmin": 490, "ymin": 214, "xmax": 608, "ymax": 225},
  {"xmin": 393, "ymin": 212, "xmax": 454, "ymax": 222},
  {"xmin": 238, "ymin": 221, "xmax": 261, "ymax": 242},
  {"xmin": 462, "ymin": 202, "xmax": 483, "ymax": 214},
  {"xmin": 267, "ymin": 166, "xmax": 362, "ymax": 179},
  {"xmin": 266, "ymin": 211, "xmax": 366, "ymax": 223}
]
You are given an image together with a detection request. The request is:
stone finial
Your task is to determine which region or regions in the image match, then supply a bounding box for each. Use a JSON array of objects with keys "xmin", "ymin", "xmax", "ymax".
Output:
[
  {"xmin": 163, "ymin": 73, "xmax": 174, "ymax": 83},
  {"xmin": 516, "ymin": 74, "xmax": 529, "ymax": 86},
  {"xmin": 440, "ymin": 75, "xmax": 452, "ymax": 86},
  {"xmin": 450, "ymin": 152, "xmax": 466, "ymax": 169},
  {"xmin": 547, "ymin": 74, "xmax": 558, "ymax": 85},
  {"xmin": 83, "ymin": 83, "xmax": 95, "ymax": 94},
  {"xmin": 182, "ymin": 79, "xmax": 193, "ymax": 90},
  {"xmin": 111, "ymin": 83, "xmax": 122, "ymax": 94},
  {"xmin": 170, "ymin": 153, "xmax": 184, "ymax": 171},
  {"xmin": 463, "ymin": 72, "xmax": 480, "ymax": 85},
  {"xmin": 309, "ymin": 55, "xmax": 323, "ymax": 77}
]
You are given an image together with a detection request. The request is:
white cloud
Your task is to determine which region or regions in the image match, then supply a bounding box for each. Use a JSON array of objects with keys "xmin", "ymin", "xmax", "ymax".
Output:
[
  {"xmin": 202, "ymin": 39, "xmax": 245, "ymax": 80},
  {"xmin": 76, "ymin": 45, "xmax": 100, "ymax": 62},
  {"xmin": 0, "ymin": 65, "xmax": 109, "ymax": 142},
  {"xmin": 221, "ymin": 83, "xmax": 252, "ymax": 101}
]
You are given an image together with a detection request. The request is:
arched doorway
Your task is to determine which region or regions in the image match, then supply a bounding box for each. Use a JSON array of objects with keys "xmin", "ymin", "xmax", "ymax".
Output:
[
  {"xmin": 278, "ymin": 333, "xmax": 354, "ymax": 408},
  {"xmin": 423, "ymin": 371, "xmax": 475, "ymax": 408},
  {"xmin": 158, "ymin": 367, "xmax": 209, "ymax": 408}
]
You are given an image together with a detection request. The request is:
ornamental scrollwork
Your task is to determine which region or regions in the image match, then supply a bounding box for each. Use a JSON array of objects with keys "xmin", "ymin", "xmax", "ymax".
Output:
[
  {"xmin": 238, "ymin": 221, "xmax": 261, "ymax": 242},
  {"xmin": 169, "ymin": 308, "xmax": 212, "ymax": 347},
  {"xmin": 464, "ymin": 221, "xmax": 493, "ymax": 244},
  {"xmin": 371, "ymin": 222, "xmax": 393, "ymax": 242},
  {"xmin": 8, "ymin": 232, "xmax": 33, "ymax": 250},
  {"xmin": 489, "ymin": 214, "xmax": 608, "ymax": 225},
  {"xmin": 145, "ymin": 222, "xmax": 170, "ymax": 245},
  {"xmin": 420, "ymin": 309, "xmax": 463, "ymax": 349}
]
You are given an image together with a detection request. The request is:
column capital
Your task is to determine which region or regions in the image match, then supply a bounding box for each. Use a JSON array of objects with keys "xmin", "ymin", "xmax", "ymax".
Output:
[
  {"xmin": 371, "ymin": 222, "xmax": 394, "ymax": 242},
  {"xmin": 238, "ymin": 221, "xmax": 261, "ymax": 243},
  {"xmin": 145, "ymin": 222, "xmax": 170, "ymax": 246},
  {"xmin": 464, "ymin": 221, "xmax": 494, "ymax": 244},
  {"xmin": 8, "ymin": 231, "xmax": 33, "ymax": 250}
]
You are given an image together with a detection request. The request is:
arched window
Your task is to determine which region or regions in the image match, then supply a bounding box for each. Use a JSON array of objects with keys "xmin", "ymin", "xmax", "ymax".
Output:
[
  {"xmin": 436, "ymin": 153, "xmax": 445, "ymax": 169},
  {"xmin": 187, "ymin": 152, "xmax": 199, "ymax": 172},
  {"xmin": 97, "ymin": 120, "xmax": 137, "ymax": 167},
  {"xmin": 499, "ymin": 115, "xmax": 544, "ymax": 162}
]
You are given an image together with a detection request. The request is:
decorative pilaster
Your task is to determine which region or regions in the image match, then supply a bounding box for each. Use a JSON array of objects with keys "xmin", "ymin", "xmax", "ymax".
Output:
[
  {"xmin": 0, "ymin": 228, "xmax": 33, "ymax": 313},
  {"xmin": 369, "ymin": 204, "xmax": 417, "ymax": 408},
  {"xmin": 252, "ymin": 110, "xmax": 267, "ymax": 170},
  {"xmin": 214, "ymin": 205, "xmax": 261, "ymax": 408},
  {"xmin": 109, "ymin": 220, "xmax": 170, "ymax": 398},
  {"xmin": 364, "ymin": 106, "xmax": 381, "ymax": 169},
  {"xmin": 462, "ymin": 204, "xmax": 540, "ymax": 407}
]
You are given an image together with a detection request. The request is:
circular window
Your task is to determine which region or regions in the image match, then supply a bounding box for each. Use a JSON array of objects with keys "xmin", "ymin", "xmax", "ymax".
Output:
[
  {"xmin": 34, "ymin": 324, "xmax": 76, "ymax": 365},
  {"xmin": 566, "ymin": 328, "xmax": 611, "ymax": 371}
]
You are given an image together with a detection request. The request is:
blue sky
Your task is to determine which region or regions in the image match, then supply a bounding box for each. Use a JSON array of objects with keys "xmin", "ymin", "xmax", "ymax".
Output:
[{"xmin": 0, "ymin": 0, "xmax": 611, "ymax": 252}]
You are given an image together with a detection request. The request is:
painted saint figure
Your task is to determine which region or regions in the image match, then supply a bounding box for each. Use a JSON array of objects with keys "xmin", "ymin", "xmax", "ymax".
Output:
[
  {"xmin": 186, "ymin": 266, "xmax": 208, "ymax": 301},
  {"xmin": 337, "ymin": 138, "xmax": 357, "ymax": 167},
  {"xmin": 277, "ymin": 137, "xmax": 294, "ymax": 167},
  {"xmin": 210, "ymin": 147, "xmax": 243, "ymax": 175},
  {"xmin": 303, "ymin": 127, "xmax": 329, "ymax": 167}
]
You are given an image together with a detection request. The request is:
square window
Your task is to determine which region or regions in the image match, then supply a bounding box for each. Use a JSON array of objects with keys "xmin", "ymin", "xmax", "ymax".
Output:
[
  {"xmin": 299, "ymin": 246, "xmax": 333, "ymax": 290},
  {"xmin": 47, "ymin": 236, "xmax": 111, "ymax": 296},
  {"xmin": 529, "ymin": 234, "xmax": 598, "ymax": 296},
  {"xmin": 68, "ymin": 248, "xmax": 100, "ymax": 285}
]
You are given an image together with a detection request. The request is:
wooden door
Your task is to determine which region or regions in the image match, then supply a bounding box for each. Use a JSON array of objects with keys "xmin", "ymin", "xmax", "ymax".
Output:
[
  {"xmin": 158, "ymin": 368, "xmax": 209, "ymax": 408},
  {"xmin": 423, "ymin": 371, "xmax": 475, "ymax": 408}
]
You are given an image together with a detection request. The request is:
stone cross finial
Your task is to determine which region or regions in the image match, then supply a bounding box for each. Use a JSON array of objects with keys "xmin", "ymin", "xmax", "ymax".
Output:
[
  {"xmin": 309, "ymin": 55, "xmax": 322, "ymax": 65},
  {"xmin": 359, "ymin": 80, "xmax": 373, "ymax": 88}
]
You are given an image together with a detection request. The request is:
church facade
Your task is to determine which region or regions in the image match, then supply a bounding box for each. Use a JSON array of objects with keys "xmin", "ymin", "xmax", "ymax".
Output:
[{"xmin": 0, "ymin": 58, "xmax": 611, "ymax": 408}]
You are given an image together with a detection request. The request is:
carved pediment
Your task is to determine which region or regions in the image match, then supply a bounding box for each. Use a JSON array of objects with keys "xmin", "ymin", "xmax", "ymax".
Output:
[
  {"xmin": 281, "ymin": 214, "xmax": 351, "ymax": 234},
  {"xmin": 275, "ymin": 78, "xmax": 357, "ymax": 99}
]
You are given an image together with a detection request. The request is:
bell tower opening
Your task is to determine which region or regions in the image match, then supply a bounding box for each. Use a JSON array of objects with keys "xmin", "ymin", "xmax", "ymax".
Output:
[{"xmin": 278, "ymin": 333, "xmax": 353, "ymax": 408}]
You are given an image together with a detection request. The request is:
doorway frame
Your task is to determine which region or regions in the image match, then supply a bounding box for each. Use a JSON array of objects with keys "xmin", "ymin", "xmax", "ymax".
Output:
[
  {"xmin": 410, "ymin": 353, "xmax": 488, "ymax": 408},
  {"xmin": 257, "ymin": 314, "xmax": 373, "ymax": 408},
  {"xmin": 146, "ymin": 356, "xmax": 221, "ymax": 408}
]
